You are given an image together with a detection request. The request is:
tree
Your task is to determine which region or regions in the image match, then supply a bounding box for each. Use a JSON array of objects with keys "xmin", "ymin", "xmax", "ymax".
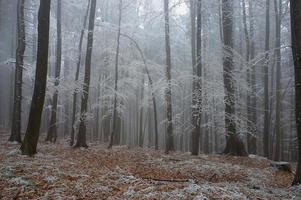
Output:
[
  {"xmin": 108, "ymin": 0, "xmax": 122, "ymax": 149},
  {"xmin": 164, "ymin": 0, "xmax": 175, "ymax": 154},
  {"xmin": 74, "ymin": 0, "xmax": 96, "ymax": 148},
  {"xmin": 70, "ymin": 0, "xmax": 90, "ymax": 146},
  {"xmin": 20, "ymin": 0, "xmax": 51, "ymax": 156},
  {"xmin": 290, "ymin": 0, "xmax": 301, "ymax": 186},
  {"xmin": 191, "ymin": 0, "xmax": 202, "ymax": 156},
  {"xmin": 242, "ymin": 0, "xmax": 256, "ymax": 154},
  {"xmin": 274, "ymin": 0, "xmax": 282, "ymax": 161},
  {"xmin": 222, "ymin": 0, "xmax": 248, "ymax": 156},
  {"xmin": 263, "ymin": 0, "xmax": 270, "ymax": 158},
  {"xmin": 9, "ymin": 0, "xmax": 25, "ymax": 143},
  {"xmin": 46, "ymin": 0, "xmax": 62, "ymax": 143}
]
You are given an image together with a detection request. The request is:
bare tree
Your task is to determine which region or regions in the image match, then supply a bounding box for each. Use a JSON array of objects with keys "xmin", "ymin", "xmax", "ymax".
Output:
[
  {"xmin": 263, "ymin": 0, "xmax": 270, "ymax": 158},
  {"xmin": 9, "ymin": 0, "xmax": 25, "ymax": 143},
  {"xmin": 191, "ymin": 0, "xmax": 202, "ymax": 156},
  {"xmin": 274, "ymin": 0, "xmax": 282, "ymax": 161},
  {"xmin": 20, "ymin": 0, "xmax": 51, "ymax": 156},
  {"xmin": 70, "ymin": 0, "xmax": 90, "ymax": 146},
  {"xmin": 108, "ymin": 0, "xmax": 122, "ymax": 149},
  {"xmin": 74, "ymin": 0, "xmax": 97, "ymax": 148},
  {"xmin": 222, "ymin": 0, "xmax": 248, "ymax": 156},
  {"xmin": 164, "ymin": 0, "xmax": 175, "ymax": 154},
  {"xmin": 290, "ymin": 0, "xmax": 301, "ymax": 186},
  {"xmin": 46, "ymin": 0, "xmax": 62, "ymax": 143}
]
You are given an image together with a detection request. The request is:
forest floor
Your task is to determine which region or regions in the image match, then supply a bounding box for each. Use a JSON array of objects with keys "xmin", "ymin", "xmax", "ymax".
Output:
[{"xmin": 0, "ymin": 137, "xmax": 300, "ymax": 199}]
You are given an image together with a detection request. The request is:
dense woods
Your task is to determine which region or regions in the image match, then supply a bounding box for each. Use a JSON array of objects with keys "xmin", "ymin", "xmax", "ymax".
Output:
[{"xmin": 1, "ymin": 0, "xmax": 301, "ymax": 198}]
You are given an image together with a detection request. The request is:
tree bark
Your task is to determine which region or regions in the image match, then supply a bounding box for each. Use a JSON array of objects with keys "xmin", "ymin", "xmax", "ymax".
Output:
[
  {"xmin": 74, "ymin": 0, "xmax": 97, "ymax": 148},
  {"xmin": 290, "ymin": 0, "xmax": 301, "ymax": 185},
  {"xmin": 70, "ymin": 0, "xmax": 90, "ymax": 146},
  {"xmin": 9, "ymin": 0, "xmax": 26, "ymax": 143},
  {"xmin": 20, "ymin": 0, "xmax": 51, "ymax": 156},
  {"xmin": 263, "ymin": 0, "xmax": 270, "ymax": 158},
  {"xmin": 46, "ymin": 0, "xmax": 62, "ymax": 143},
  {"xmin": 164, "ymin": 0, "xmax": 175, "ymax": 154},
  {"xmin": 274, "ymin": 0, "xmax": 282, "ymax": 161},
  {"xmin": 222, "ymin": 0, "xmax": 248, "ymax": 156},
  {"xmin": 191, "ymin": 0, "xmax": 203, "ymax": 156},
  {"xmin": 108, "ymin": 0, "xmax": 122, "ymax": 149}
]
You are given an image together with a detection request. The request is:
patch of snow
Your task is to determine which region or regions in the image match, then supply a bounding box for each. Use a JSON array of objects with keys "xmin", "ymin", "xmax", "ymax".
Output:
[
  {"xmin": 44, "ymin": 175, "xmax": 57, "ymax": 182},
  {"xmin": 11, "ymin": 177, "xmax": 34, "ymax": 187},
  {"xmin": 123, "ymin": 186, "xmax": 136, "ymax": 198},
  {"xmin": 193, "ymin": 194, "xmax": 209, "ymax": 200},
  {"xmin": 6, "ymin": 149, "xmax": 20, "ymax": 156},
  {"xmin": 184, "ymin": 183, "xmax": 201, "ymax": 194}
]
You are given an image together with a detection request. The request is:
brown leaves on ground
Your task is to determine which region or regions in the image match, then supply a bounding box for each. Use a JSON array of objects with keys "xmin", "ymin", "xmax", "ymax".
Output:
[{"xmin": 0, "ymin": 140, "xmax": 299, "ymax": 200}]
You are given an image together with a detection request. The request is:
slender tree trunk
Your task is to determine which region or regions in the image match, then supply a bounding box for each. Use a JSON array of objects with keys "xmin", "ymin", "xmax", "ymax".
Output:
[
  {"xmin": 108, "ymin": 0, "xmax": 122, "ymax": 149},
  {"xmin": 9, "ymin": 0, "xmax": 26, "ymax": 143},
  {"xmin": 249, "ymin": 0, "xmax": 257, "ymax": 154},
  {"xmin": 164, "ymin": 0, "xmax": 174, "ymax": 154},
  {"xmin": 70, "ymin": 0, "xmax": 90, "ymax": 146},
  {"xmin": 74, "ymin": 0, "xmax": 96, "ymax": 148},
  {"xmin": 46, "ymin": 0, "xmax": 62, "ymax": 143},
  {"xmin": 20, "ymin": 0, "xmax": 51, "ymax": 156},
  {"xmin": 222, "ymin": 0, "xmax": 247, "ymax": 156},
  {"xmin": 191, "ymin": 0, "xmax": 203, "ymax": 156},
  {"xmin": 290, "ymin": 0, "xmax": 301, "ymax": 185},
  {"xmin": 242, "ymin": 0, "xmax": 254, "ymax": 154},
  {"xmin": 274, "ymin": 0, "xmax": 282, "ymax": 161},
  {"xmin": 263, "ymin": 0, "xmax": 270, "ymax": 158},
  {"xmin": 139, "ymin": 77, "xmax": 145, "ymax": 147}
]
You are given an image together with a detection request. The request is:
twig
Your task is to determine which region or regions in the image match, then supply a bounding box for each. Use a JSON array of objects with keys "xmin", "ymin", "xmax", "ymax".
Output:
[{"xmin": 142, "ymin": 177, "xmax": 190, "ymax": 183}]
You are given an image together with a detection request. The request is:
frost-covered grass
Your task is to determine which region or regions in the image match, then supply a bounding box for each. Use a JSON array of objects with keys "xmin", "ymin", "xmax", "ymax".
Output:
[{"xmin": 0, "ymin": 141, "xmax": 299, "ymax": 199}]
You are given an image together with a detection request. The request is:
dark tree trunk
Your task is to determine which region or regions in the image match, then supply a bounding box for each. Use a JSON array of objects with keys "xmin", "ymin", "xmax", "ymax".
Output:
[
  {"xmin": 70, "ymin": 0, "xmax": 90, "ymax": 146},
  {"xmin": 164, "ymin": 0, "xmax": 174, "ymax": 154},
  {"xmin": 74, "ymin": 0, "xmax": 96, "ymax": 148},
  {"xmin": 249, "ymin": 0, "xmax": 257, "ymax": 154},
  {"xmin": 274, "ymin": 0, "xmax": 282, "ymax": 161},
  {"xmin": 290, "ymin": 0, "xmax": 301, "ymax": 186},
  {"xmin": 9, "ymin": 0, "xmax": 25, "ymax": 143},
  {"xmin": 263, "ymin": 0, "xmax": 270, "ymax": 158},
  {"xmin": 191, "ymin": 0, "xmax": 203, "ymax": 156},
  {"xmin": 108, "ymin": 0, "xmax": 122, "ymax": 149},
  {"xmin": 46, "ymin": 0, "xmax": 62, "ymax": 143},
  {"xmin": 20, "ymin": 0, "xmax": 51, "ymax": 156},
  {"xmin": 222, "ymin": 0, "xmax": 247, "ymax": 156}
]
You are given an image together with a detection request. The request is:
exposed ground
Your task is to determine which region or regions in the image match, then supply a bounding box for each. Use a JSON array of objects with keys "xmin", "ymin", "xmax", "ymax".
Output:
[{"xmin": 0, "ymin": 137, "xmax": 300, "ymax": 199}]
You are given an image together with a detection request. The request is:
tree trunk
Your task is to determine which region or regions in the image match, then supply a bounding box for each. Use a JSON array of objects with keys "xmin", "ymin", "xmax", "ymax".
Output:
[
  {"xmin": 274, "ymin": 0, "xmax": 282, "ymax": 161},
  {"xmin": 108, "ymin": 0, "xmax": 122, "ymax": 149},
  {"xmin": 46, "ymin": 0, "xmax": 62, "ymax": 143},
  {"xmin": 222, "ymin": 0, "xmax": 247, "ymax": 156},
  {"xmin": 9, "ymin": 0, "xmax": 26, "ymax": 143},
  {"xmin": 191, "ymin": 0, "xmax": 203, "ymax": 156},
  {"xmin": 139, "ymin": 77, "xmax": 145, "ymax": 147},
  {"xmin": 263, "ymin": 0, "xmax": 270, "ymax": 158},
  {"xmin": 249, "ymin": 0, "xmax": 257, "ymax": 154},
  {"xmin": 290, "ymin": 0, "xmax": 301, "ymax": 185},
  {"xmin": 164, "ymin": 0, "xmax": 174, "ymax": 154},
  {"xmin": 20, "ymin": 0, "xmax": 51, "ymax": 156},
  {"xmin": 74, "ymin": 0, "xmax": 97, "ymax": 148},
  {"xmin": 242, "ymin": 0, "xmax": 254, "ymax": 154},
  {"xmin": 70, "ymin": 0, "xmax": 90, "ymax": 146}
]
